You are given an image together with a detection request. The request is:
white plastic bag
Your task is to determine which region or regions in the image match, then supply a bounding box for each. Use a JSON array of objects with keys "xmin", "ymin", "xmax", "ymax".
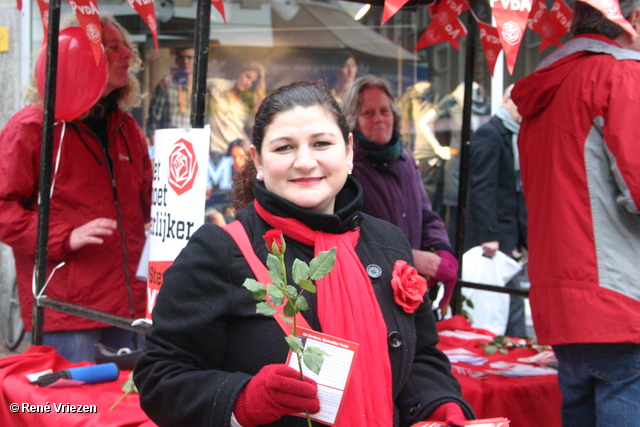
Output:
[{"xmin": 461, "ymin": 246, "xmax": 523, "ymax": 335}]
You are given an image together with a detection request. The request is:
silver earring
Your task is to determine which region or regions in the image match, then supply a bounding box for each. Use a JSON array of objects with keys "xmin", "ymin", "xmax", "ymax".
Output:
[
  {"xmin": 257, "ymin": 171, "xmax": 263, "ymax": 180},
  {"xmin": 347, "ymin": 169, "xmax": 352, "ymax": 175}
]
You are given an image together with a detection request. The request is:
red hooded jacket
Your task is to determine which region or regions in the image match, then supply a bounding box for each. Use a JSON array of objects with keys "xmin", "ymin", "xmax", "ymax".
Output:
[
  {"xmin": 0, "ymin": 105, "xmax": 152, "ymax": 332},
  {"xmin": 512, "ymin": 35, "xmax": 640, "ymax": 345}
]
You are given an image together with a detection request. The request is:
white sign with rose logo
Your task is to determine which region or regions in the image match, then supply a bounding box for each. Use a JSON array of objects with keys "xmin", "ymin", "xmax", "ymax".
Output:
[{"xmin": 145, "ymin": 126, "xmax": 210, "ymax": 320}]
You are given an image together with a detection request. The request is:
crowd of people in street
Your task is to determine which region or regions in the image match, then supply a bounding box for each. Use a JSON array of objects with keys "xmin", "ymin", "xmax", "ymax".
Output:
[{"xmin": 1, "ymin": 0, "xmax": 640, "ymax": 425}]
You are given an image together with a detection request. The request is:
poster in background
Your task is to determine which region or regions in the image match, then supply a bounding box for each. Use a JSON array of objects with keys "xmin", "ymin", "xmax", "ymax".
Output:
[{"xmin": 146, "ymin": 126, "xmax": 210, "ymax": 320}]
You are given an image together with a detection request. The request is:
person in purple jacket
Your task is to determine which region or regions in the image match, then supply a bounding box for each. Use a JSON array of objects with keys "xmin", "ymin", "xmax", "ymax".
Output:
[{"xmin": 343, "ymin": 75, "xmax": 458, "ymax": 314}]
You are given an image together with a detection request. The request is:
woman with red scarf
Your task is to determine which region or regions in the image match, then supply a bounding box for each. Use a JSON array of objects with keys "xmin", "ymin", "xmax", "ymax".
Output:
[{"xmin": 134, "ymin": 81, "xmax": 472, "ymax": 426}]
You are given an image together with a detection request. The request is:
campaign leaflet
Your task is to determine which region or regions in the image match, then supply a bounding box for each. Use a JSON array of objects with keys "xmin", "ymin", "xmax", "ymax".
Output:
[{"xmin": 286, "ymin": 327, "xmax": 358, "ymax": 426}]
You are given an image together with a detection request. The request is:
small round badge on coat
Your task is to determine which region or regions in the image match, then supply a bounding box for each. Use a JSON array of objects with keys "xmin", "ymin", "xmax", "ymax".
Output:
[{"xmin": 366, "ymin": 264, "xmax": 382, "ymax": 279}]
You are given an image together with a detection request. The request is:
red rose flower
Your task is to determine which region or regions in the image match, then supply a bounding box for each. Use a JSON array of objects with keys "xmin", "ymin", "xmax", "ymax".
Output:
[
  {"xmin": 391, "ymin": 260, "xmax": 427, "ymax": 313},
  {"xmin": 263, "ymin": 229, "xmax": 285, "ymax": 255}
]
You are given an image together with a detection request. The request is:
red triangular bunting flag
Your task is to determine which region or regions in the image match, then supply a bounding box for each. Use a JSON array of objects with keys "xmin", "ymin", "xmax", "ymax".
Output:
[
  {"xmin": 577, "ymin": 0, "xmax": 637, "ymax": 38},
  {"xmin": 549, "ymin": 0, "xmax": 572, "ymax": 38},
  {"xmin": 528, "ymin": 0, "xmax": 563, "ymax": 52},
  {"xmin": 490, "ymin": 0, "xmax": 532, "ymax": 75},
  {"xmin": 212, "ymin": 0, "xmax": 227, "ymax": 25},
  {"xmin": 382, "ymin": 0, "xmax": 411, "ymax": 24},
  {"xmin": 478, "ymin": 21, "xmax": 503, "ymax": 76},
  {"xmin": 430, "ymin": 0, "xmax": 469, "ymax": 23},
  {"xmin": 66, "ymin": 0, "xmax": 103, "ymax": 65},
  {"xmin": 36, "ymin": 0, "xmax": 48, "ymax": 44},
  {"xmin": 124, "ymin": 0, "xmax": 159, "ymax": 55},
  {"xmin": 415, "ymin": 0, "xmax": 468, "ymax": 51},
  {"xmin": 16, "ymin": 0, "xmax": 22, "ymax": 12},
  {"xmin": 416, "ymin": 16, "xmax": 467, "ymax": 50}
]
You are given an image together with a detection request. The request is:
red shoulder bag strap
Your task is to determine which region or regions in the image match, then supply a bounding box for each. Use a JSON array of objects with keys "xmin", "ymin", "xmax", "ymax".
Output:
[{"xmin": 223, "ymin": 220, "xmax": 311, "ymax": 334}]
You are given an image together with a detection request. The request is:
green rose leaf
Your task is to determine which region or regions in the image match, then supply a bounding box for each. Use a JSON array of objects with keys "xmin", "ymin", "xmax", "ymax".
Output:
[
  {"xmin": 271, "ymin": 296, "xmax": 285, "ymax": 307},
  {"xmin": 292, "ymin": 259, "xmax": 310, "ymax": 284},
  {"xmin": 285, "ymin": 334, "xmax": 304, "ymax": 354},
  {"xmin": 303, "ymin": 351, "xmax": 324, "ymax": 375},
  {"xmin": 279, "ymin": 314, "xmax": 293, "ymax": 324},
  {"xmin": 256, "ymin": 301, "xmax": 276, "ymax": 316},
  {"xmin": 252, "ymin": 290, "xmax": 267, "ymax": 301},
  {"xmin": 305, "ymin": 346, "xmax": 328, "ymax": 356},
  {"xmin": 122, "ymin": 372, "xmax": 138, "ymax": 393},
  {"xmin": 267, "ymin": 284, "xmax": 285, "ymax": 306},
  {"xmin": 298, "ymin": 279, "xmax": 316, "ymax": 293},
  {"xmin": 297, "ymin": 295, "xmax": 309, "ymax": 311},
  {"xmin": 267, "ymin": 253, "xmax": 284, "ymax": 285},
  {"xmin": 267, "ymin": 284, "xmax": 284, "ymax": 299},
  {"xmin": 243, "ymin": 278, "xmax": 265, "ymax": 293},
  {"xmin": 242, "ymin": 279, "xmax": 267, "ymax": 301},
  {"xmin": 283, "ymin": 301, "xmax": 297, "ymax": 318},
  {"xmin": 309, "ymin": 248, "xmax": 336, "ymax": 280},
  {"xmin": 286, "ymin": 285, "xmax": 298, "ymax": 296},
  {"xmin": 484, "ymin": 344, "xmax": 498, "ymax": 355}
]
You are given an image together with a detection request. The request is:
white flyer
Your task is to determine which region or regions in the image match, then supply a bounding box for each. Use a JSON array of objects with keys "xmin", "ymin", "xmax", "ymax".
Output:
[{"xmin": 286, "ymin": 327, "xmax": 359, "ymax": 426}]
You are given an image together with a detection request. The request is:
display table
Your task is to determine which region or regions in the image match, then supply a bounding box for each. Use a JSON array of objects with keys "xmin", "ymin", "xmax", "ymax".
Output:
[
  {"xmin": 437, "ymin": 316, "xmax": 562, "ymax": 427},
  {"xmin": 0, "ymin": 346, "xmax": 155, "ymax": 426},
  {"xmin": 1, "ymin": 320, "xmax": 561, "ymax": 427}
]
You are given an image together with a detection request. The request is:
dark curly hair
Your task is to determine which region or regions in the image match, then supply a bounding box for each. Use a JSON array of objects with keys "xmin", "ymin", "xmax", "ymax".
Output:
[{"xmin": 230, "ymin": 80, "xmax": 349, "ymax": 211}]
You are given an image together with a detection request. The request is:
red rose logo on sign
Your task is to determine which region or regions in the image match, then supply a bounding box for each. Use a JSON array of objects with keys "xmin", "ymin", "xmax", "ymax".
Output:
[{"xmin": 168, "ymin": 138, "xmax": 199, "ymax": 196}]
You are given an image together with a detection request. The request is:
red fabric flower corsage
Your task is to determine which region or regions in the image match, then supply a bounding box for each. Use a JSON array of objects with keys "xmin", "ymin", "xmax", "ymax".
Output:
[{"xmin": 391, "ymin": 260, "xmax": 427, "ymax": 313}]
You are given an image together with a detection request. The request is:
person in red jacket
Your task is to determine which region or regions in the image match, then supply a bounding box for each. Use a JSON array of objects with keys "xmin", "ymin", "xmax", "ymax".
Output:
[
  {"xmin": 512, "ymin": 0, "xmax": 640, "ymax": 424},
  {"xmin": 0, "ymin": 13, "xmax": 152, "ymax": 363}
]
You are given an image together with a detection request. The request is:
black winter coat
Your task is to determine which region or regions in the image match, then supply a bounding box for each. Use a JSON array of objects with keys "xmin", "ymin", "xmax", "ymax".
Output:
[
  {"xmin": 134, "ymin": 177, "xmax": 473, "ymax": 426},
  {"xmin": 464, "ymin": 116, "xmax": 527, "ymax": 254}
]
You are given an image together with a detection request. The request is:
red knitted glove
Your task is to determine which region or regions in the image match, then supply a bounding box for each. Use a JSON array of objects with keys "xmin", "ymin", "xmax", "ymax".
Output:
[
  {"xmin": 433, "ymin": 250, "xmax": 458, "ymax": 283},
  {"xmin": 233, "ymin": 365, "xmax": 320, "ymax": 427},
  {"xmin": 427, "ymin": 250, "xmax": 459, "ymax": 309},
  {"xmin": 425, "ymin": 402, "xmax": 467, "ymax": 426}
]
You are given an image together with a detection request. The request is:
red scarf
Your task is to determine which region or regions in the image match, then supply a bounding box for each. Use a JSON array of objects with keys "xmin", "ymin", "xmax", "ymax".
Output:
[{"xmin": 255, "ymin": 201, "xmax": 394, "ymax": 426}]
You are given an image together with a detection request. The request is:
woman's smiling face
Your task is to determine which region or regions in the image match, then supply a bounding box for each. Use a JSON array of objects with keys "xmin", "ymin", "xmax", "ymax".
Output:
[
  {"xmin": 102, "ymin": 23, "xmax": 133, "ymax": 97},
  {"xmin": 250, "ymin": 105, "xmax": 353, "ymax": 215}
]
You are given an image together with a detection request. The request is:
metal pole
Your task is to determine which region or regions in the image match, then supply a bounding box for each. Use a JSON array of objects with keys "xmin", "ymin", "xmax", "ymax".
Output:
[
  {"xmin": 37, "ymin": 297, "xmax": 151, "ymax": 333},
  {"xmin": 32, "ymin": 0, "xmax": 62, "ymax": 345},
  {"xmin": 452, "ymin": 1, "xmax": 477, "ymax": 315},
  {"xmin": 190, "ymin": 0, "xmax": 212, "ymax": 128}
]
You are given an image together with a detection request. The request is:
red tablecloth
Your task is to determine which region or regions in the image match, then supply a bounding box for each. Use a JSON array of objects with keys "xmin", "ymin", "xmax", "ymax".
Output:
[
  {"xmin": 1, "ymin": 321, "xmax": 561, "ymax": 427},
  {"xmin": 0, "ymin": 346, "xmax": 156, "ymax": 427},
  {"xmin": 437, "ymin": 316, "xmax": 562, "ymax": 427}
]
